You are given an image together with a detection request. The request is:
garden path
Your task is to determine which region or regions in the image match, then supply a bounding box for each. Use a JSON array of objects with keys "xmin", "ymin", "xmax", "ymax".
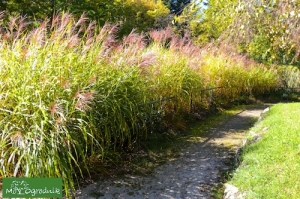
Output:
[{"xmin": 75, "ymin": 105, "xmax": 267, "ymax": 199}]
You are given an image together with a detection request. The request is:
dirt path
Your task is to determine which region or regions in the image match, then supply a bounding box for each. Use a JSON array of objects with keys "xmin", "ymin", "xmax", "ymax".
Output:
[{"xmin": 76, "ymin": 105, "xmax": 267, "ymax": 199}]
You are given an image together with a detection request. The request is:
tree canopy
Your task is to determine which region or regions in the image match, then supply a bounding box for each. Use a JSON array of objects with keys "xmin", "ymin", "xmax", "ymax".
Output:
[
  {"xmin": 230, "ymin": 0, "xmax": 300, "ymax": 65},
  {"xmin": 173, "ymin": 0, "xmax": 300, "ymax": 65},
  {"xmin": 1, "ymin": 0, "xmax": 170, "ymax": 36}
]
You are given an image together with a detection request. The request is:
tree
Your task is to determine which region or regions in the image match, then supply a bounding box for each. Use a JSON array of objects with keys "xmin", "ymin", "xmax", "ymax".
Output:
[
  {"xmin": 116, "ymin": 0, "xmax": 169, "ymax": 36},
  {"xmin": 227, "ymin": 0, "xmax": 300, "ymax": 65},
  {"xmin": 5, "ymin": 0, "xmax": 53, "ymax": 20},
  {"xmin": 172, "ymin": 0, "xmax": 201, "ymax": 37},
  {"xmin": 171, "ymin": 0, "xmax": 192, "ymax": 14},
  {"xmin": 198, "ymin": 0, "xmax": 237, "ymax": 44},
  {"xmin": 172, "ymin": 0, "xmax": 237, "ymax": 45},
  {"xmin": 162, "ymin": 0, "xmax": 172, "ymax": 9},
  {"xmin": 2, "ymin": 0, "xmax": 170, "ymax": 36}
]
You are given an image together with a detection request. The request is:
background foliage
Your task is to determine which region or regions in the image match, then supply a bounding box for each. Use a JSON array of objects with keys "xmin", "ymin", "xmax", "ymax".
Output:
[
  {"xmin": 173, "ymin": 0, "xmax": 300, "ymax": 65},
  {"xmin": 1, "ymin": 0, "xmax": 169, "ymax": 36},
  {"xmin": 174, "ymin": 0, "xmax": 237, "ymax": 45},
  {"xmin": 1, "ymin": 0, "xmax": 300, "ymax": 197},
  {"xmin": 230, "ymin": 0, "xmax": 300, "ymax": 65}
]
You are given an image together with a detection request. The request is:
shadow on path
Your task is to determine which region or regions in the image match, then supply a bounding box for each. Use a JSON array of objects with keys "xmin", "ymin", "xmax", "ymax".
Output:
[{"xmin": 76, "ymin": 105, "xmax": 268, "ymax": 199}]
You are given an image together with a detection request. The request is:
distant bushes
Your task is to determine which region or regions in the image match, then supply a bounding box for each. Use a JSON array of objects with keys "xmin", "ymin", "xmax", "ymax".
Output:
[
  {"xmin": 1, "ymin": 0, "xmax": 170, "ymax": 36},
  {"xmin": 0, "ymin": 13, "xmax": 279, "ymax": 196},
  {"xmin": 226, "ymin": 0, "xmax": 300, "ymax": 65},
  {"xmin": 174, "ymin": 0, "xmax": 300, "ymax": 65},
  {"xmin": 276, "ymin": 65, "xmax": 300, "ymax": 89}
]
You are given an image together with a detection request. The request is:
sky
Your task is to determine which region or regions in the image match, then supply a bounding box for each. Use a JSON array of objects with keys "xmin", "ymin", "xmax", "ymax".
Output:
[
  {"xmin": 195, "ymin": 0, "xmax": 209, "ymax": 11},
  {"xmin": 171, "ymin": 0, "xmax": 209, "ymax": 14}
]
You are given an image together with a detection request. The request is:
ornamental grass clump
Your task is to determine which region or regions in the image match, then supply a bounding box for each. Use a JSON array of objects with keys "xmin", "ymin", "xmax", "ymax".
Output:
[
  {"xmin": 197, "ymin": 45, "xmax": 278, "ymax": 104},
  {"xmin": 0, "ymin": 13, "xmax": 280, "ymax": 197},
  {"xmin": 147, "ymin": 30, "xmax": 205, "ymax": 111},
  {"xmin": 0, "ymin": 13, "xmax": 205, "ymax": 195},
  {"xmin": 0, "ymin": 13, "xmax": 149, "ymax": 196}
]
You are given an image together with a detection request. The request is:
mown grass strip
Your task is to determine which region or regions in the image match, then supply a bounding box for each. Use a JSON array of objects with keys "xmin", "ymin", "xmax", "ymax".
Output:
[{"xmin": 229, "ymin": 103, "xmax": 300, "ymax": 199}]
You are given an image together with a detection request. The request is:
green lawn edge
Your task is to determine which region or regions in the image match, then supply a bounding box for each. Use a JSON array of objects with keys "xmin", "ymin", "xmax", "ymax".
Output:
[{"xmin": 228, "ymin": 103, "xmax": 300, "ymax": 199}]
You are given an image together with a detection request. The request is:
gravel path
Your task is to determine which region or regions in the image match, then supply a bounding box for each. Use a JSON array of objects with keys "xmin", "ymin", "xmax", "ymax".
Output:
[{"xmin": 76, "ymin": 106, "xmax": 267, "ymax": 199}]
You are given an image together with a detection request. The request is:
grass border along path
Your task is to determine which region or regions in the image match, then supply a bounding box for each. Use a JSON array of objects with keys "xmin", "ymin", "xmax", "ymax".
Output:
[{"xmin": 228, "ymin": 103, "xmax": 300, "ymax": 199}]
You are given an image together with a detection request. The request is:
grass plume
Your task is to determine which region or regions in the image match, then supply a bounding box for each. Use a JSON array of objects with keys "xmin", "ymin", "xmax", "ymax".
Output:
[{"xmin": 0, "ymin": 13, "xmax": 280, "ymax": 197}]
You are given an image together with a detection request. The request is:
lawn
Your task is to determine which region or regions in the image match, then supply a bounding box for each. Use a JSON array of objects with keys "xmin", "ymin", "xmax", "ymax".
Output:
[{"xmin": 228, "ymin": 103, "xmax": 300, "ymax": 199}]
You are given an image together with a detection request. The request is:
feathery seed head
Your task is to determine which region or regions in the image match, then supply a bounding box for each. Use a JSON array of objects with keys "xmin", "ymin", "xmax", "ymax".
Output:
[
  {"xmin": 67, "ymin": 34, "xmax": 79, "ymax": 48},
  {"xmin": 75, "ymin": 90, "xmax": 96, "ymax": 112},
  {"xmin": 139, "ymin": 51, "xmax": 157, "ymax": 68},
  {"xmin": 75, "ymin": 14, "xmax": 88, "ymax": 27},
  {"xmin": 50, "ymin": 101, "xmax": 65, "ymax": 118}
]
